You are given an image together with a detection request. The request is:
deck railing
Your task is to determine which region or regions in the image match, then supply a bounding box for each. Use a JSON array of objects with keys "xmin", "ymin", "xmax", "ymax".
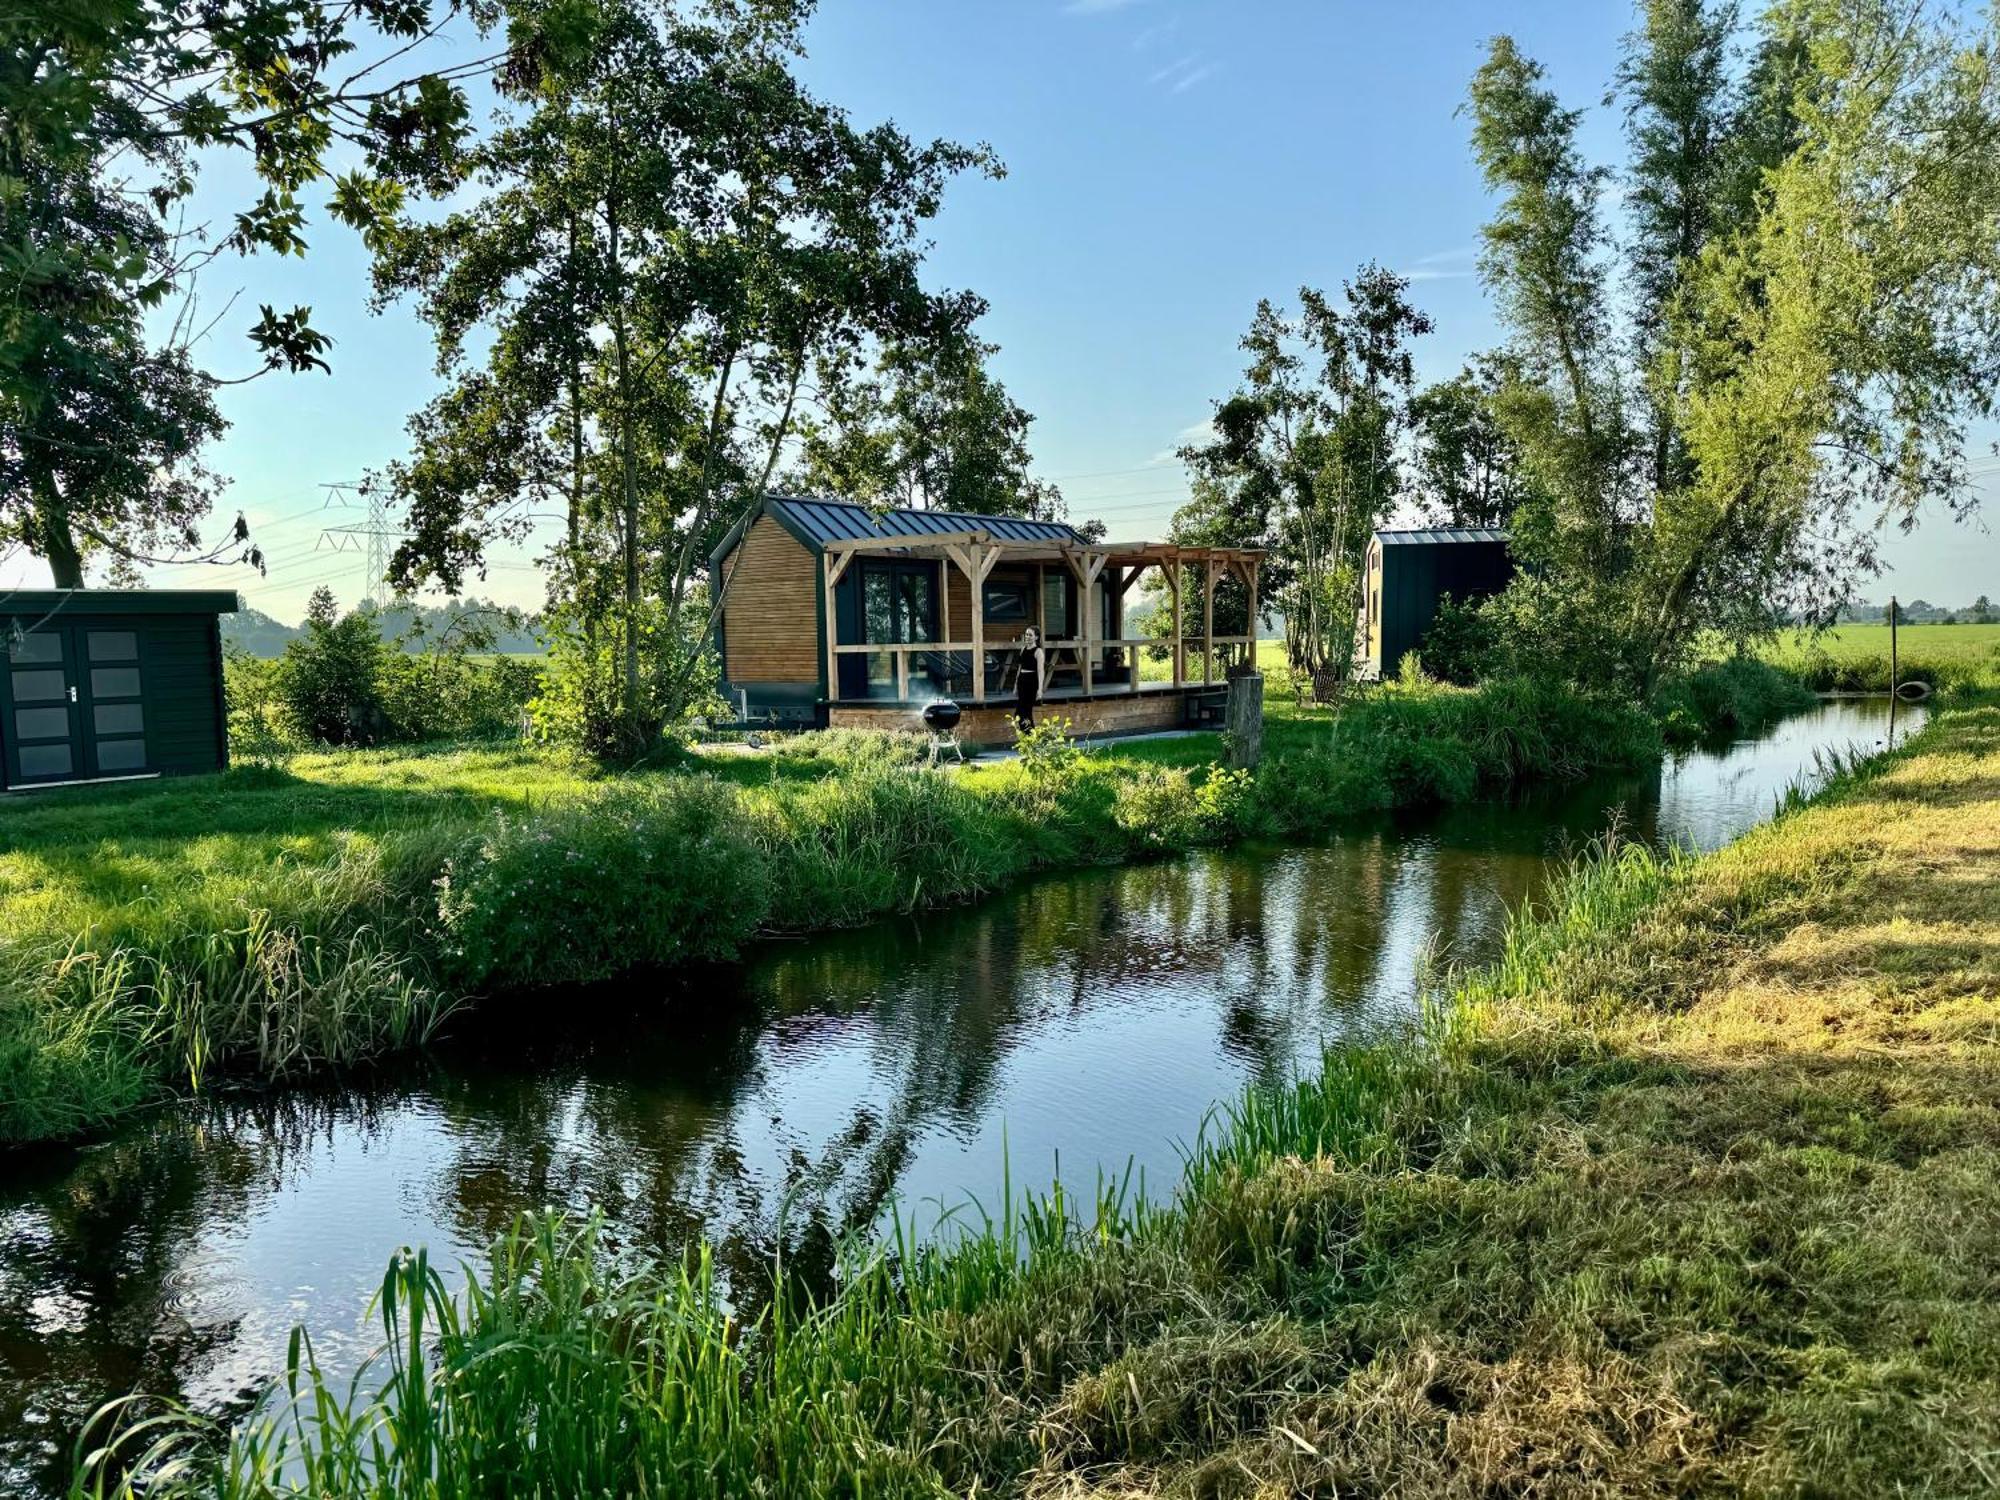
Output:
[{"xmin": 830, "ymin": 635, "xmax": 1257, "ymax": 703}]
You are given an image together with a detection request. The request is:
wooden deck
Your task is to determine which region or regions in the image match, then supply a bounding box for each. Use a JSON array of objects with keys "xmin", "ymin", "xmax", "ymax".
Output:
[{"xmin": 828, "ymin": 679, "xmax": 1226, "ymax": 747}]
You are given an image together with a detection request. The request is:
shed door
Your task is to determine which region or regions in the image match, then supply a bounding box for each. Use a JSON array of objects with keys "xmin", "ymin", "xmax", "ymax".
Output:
[
  {"xmin": 2, "ymin": 624, "xmax": 153, "ymax": 786},
  {"xmin": 3, "ymin": 625, "xmax": 85, "ymax": 785},
  {"xmin": 81, "ymin": 627, "xmax": 149, "ymax": 775}
]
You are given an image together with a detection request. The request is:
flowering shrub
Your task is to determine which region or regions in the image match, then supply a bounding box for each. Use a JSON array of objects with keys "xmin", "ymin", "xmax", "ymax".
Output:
[{"xmin": 436, "ymin": 778, "xmax": 765, "ymax": 988}]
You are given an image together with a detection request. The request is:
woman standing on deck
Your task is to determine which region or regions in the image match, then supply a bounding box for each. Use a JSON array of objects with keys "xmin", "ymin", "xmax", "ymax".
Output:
[{"xmin": 1014, "ymin": 626, "xmax": 1045, "ymax": 733}]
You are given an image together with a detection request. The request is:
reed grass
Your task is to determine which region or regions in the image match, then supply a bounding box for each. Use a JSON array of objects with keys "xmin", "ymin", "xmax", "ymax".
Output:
[{"xmin": 75, "ymin": 690, "xmax": 2000, "ymax": 1497}]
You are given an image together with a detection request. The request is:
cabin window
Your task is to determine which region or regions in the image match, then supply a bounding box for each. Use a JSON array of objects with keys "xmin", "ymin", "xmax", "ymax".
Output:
[
  {"xmin": 860, "ymin": 563, "xmax": 936, "ymax": 644},
  {"xmin": 981, "ymin": 578, "xmax": 1030, "ymax": 623},
  {"xmin": 1042, "ymin": 573, "xmax": 1070, "ymax": 638}
]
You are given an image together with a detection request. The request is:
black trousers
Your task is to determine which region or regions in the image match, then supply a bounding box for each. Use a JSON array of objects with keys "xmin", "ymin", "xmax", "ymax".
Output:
[{"xmin": 1014, "ymin": 673, "xmax": 1037, "ymax": 731}]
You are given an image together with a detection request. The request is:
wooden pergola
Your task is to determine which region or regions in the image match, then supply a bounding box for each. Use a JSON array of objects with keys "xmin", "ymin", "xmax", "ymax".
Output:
[{"xmin": 818, "ymin": 531, "xmax": 1263, "ymax": 704}]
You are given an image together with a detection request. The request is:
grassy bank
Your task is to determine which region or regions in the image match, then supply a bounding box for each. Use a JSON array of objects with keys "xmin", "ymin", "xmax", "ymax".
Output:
[
  {"xmin": 1759, "ymin": 621, "xmax": 2000, "ymax": 693},
  {"xmin": 1, "ymin": 676, "xmax": 1658, "ymax": 1148},
  {"xmin": 80, "ymin": 686, "xmax": 1999, "ymax": 1496},
  {"xmin": 1654, "ymin": 656, "xmax": 1819, "ymax": 744}
]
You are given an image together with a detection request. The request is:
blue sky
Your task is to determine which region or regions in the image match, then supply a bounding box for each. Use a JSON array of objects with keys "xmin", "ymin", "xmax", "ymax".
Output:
[{"xmin": 12, "ymin": 0, "xmax": 1993, "ymax": 618}]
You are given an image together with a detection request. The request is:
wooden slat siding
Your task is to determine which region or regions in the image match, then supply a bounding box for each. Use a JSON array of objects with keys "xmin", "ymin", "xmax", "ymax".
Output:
[
  {"xmin": 133, "ymin": 616, "xmax": 228, "ymax": 774},
  {"xmin": 720, "ymin": 515, "xmax": 822, "ymax": 684}
]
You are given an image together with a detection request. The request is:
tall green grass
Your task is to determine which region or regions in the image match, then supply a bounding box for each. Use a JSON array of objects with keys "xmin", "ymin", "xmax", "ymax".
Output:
[
  {"xmin": 1652, "ymin": 657, "xmax": 1819, "ymax": 744},
  {"xmin": 4, "ymin": 680, "xmax": 1659, "ymax": 1149}
]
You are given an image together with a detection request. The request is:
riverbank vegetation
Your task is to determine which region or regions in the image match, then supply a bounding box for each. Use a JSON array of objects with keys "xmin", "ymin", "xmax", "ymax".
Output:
[
  {"xmin": 0, "ymin": 676, "xmax": 1659, "ymax": 1149},
  {"xmin": 80, "ymin": 689, "xmax": 2000, "ymax": 1497}
]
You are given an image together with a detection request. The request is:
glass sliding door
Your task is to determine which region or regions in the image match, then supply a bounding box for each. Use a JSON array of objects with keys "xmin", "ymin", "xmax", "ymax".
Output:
[{"xmin": 858, "ymin": 563, "xmax": 938, "ymax": 698}]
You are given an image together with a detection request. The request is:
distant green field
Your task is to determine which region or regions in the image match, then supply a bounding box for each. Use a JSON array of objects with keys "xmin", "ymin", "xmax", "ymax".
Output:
[{"xmin": 1756, "ymin": 622, "xmax": 2000, "ymax": 691}]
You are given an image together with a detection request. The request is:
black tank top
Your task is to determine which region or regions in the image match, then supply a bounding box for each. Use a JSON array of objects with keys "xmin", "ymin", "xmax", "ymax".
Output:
[{"xmin": 1018, "ymin": 650, "xmax": 1039, "ymax": 691}]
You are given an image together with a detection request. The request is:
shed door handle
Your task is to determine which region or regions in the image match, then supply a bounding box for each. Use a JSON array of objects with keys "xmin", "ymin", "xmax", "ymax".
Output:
[{"xmin": 68, "ymin": 685, "xmax": 77, "ymax": 703}]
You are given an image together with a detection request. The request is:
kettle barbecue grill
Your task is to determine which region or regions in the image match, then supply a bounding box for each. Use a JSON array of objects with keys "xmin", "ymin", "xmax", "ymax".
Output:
[{"xmin": 921, "ymin": 700, "xmax": 965, "ymax": 765}]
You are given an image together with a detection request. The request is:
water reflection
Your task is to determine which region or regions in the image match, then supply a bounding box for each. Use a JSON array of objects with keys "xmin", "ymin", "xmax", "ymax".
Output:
[{"xmin": 0, "ymin": 698, "xmax": 1918, "ymax": 1496}]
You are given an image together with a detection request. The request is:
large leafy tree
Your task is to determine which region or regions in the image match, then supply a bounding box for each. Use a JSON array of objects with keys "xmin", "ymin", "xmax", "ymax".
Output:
[
  {"xmin": 1407, "ymin": 356, "xmax": 1530, "ymax": 529},
  {"xmin": 1179, "ymin": 267, "xmax": 1431, "ymax": 696},
  {"xmin": 372, "ymin": 0, "xmax": 993, "ymax": 755},
  {"xmin": 798, "ymin": 336, "xmax": 1066, "ymax": 521},
  {"xmin": 1471, "ymin": 0, "xmax": 2000, "ymax": 692},
  {"xmin": 2, "ymin": 0, "xmax": 492, "ymax": 585}
]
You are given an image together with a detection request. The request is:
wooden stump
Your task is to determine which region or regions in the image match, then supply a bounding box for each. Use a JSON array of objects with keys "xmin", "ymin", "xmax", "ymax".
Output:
[{"xmin": 1225, "ymin": 673, "xmax": 1263, "ymax": 770}]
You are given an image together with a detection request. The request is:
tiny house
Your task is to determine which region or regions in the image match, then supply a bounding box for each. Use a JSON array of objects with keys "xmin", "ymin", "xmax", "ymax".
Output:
[
  {"xmin": 1, "ymin": 590, "xmax": 237, "ymax": 791},
  {"xmin": 1360, "ymin": 528, "xmax": 1512, "ymax": 679},
  {"xmin": 710, "ymin": 496, "xmax": 1262, "ymax": 745}
]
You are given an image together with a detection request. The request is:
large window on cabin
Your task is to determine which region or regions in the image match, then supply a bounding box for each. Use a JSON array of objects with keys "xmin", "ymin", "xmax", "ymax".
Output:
[
  {"xmin": 1042, "ymin": 573, "xmax": 1070, "ymax": 638},
  {"xmin": 860, "ymin": 562, "xmax": 938, "ymax": 696}
]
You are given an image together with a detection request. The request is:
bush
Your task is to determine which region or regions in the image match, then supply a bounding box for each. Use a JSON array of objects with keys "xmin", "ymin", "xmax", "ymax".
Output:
[
  {"xmin": 279, "ymin": 589, "xmax": 390, "ymax": 744},
  {"xmin": 223, "ymin": 647, "xmax": 297, "ymax": 760},
  {"xmin": 754, "ymin": 764, "xmax": 1019, "ymax": 928},
  {"xmin": 1117, "ymin": 765, "xmax": 1262, "ymax": 850},
  {"xmin": 1419, "ymin": 594, "xmax": 1501, "ymax": 685},
  {"xmin": 436, "ymin": 778, "xmax": 766, "ymax": 989},
  {"xmin": 1016, "ymin": 716, "xmax": 1086, "ymax": 787},
  {"xmin": 380, "ymin": 653, "xmax": 544, "ymax": 742}
]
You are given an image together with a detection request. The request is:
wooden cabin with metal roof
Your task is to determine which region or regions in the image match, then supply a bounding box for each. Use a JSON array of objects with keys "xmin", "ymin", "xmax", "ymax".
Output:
[
  {"xmin": 709, "ymin": 496, "xmax": 1262, "ymax": 745},
  {"xmin": 1359, "ymin": 527, "xmax": 1512, "ymax": 679}
]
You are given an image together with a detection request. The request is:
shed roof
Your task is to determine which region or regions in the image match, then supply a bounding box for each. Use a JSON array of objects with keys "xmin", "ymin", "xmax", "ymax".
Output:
[
  {"xmin": 0, "ymin": 589, "xmax": 238, "ymax": 617},
  {"xmin": 1374, "ymin": 527, "xmax": 1509, "ymax": 546},
  {"xmin": 766, "ymin": 495, "xmax": 1085, "ymax": 550}
]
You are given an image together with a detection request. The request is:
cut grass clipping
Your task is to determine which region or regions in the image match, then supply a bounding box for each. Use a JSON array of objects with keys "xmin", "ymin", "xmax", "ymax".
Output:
[{"xmin": 76, "ymin": 692, "xmax": 2000, "ymax": 1497}]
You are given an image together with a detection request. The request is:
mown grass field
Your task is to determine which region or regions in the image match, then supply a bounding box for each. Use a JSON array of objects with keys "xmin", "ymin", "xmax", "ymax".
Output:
[
  {"xmin": 84, "ymin": 684, "xmax": 2000, "ymax": 1497},
  {"xmin": 1758, "ymin": 621, "xmax": 2000, "ymax": 691}
]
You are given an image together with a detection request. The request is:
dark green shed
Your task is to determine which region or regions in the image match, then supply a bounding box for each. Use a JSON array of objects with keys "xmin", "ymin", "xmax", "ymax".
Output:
[
  {"xmin": 1, "ymin": 590, "xmax": 237, "ymax": 791},
  {"xmin": 1360, "ymin": 528, "xmax": 1512, "ymax": 679}
]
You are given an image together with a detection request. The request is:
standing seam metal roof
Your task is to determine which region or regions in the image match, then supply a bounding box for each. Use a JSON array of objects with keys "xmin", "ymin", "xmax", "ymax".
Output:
[
  {"xmin": 1374, "ymin": 527, "xmax": 1509, "ymax": 546},
  {"xmin": 767, "ymin": 495, "xmax": 1086, "ymax": 549}
]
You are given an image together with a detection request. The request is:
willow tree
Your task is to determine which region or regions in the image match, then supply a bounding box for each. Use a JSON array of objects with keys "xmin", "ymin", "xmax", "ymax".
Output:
[
  {"xmin": 372, "ymin": 0, "xmax": 992, "ymax": 755},
  {"xmin": 1470, "ymin": 0, "xmax": 2000, "ymax": 692}
]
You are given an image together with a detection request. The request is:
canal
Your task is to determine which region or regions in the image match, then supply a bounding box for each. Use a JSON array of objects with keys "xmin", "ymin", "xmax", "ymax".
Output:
[{"xmin": 0, "ymin": 698, "xmax": 1919, "ymax": 1494}]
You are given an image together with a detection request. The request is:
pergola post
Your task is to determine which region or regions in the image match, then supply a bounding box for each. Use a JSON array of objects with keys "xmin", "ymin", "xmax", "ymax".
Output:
[
  {"xmin": 822, "ymin": 551, "xmax": 856, "ymax": 702},
  {"xmin": 1169, "ymin": 562, "xmax": 1184, "ymax": 687},
  {"xmin": 1202, "ymin": 555, "xmax": 1217, "ymax": 685},
  {"xmin": 946, "ymin": 540, "xmax": 1002, "ymax": 703},
  {"xmin": 1066, "ymin": 549, "xmax": 1108, "ymax": 697},
  {"xmin": 1246, "ymin": 557, "xmax": 1260, "ymax": 670}
]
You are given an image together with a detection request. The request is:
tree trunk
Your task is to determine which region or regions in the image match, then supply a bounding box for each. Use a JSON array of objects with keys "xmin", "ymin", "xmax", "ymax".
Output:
[
  {"xmin": 612, "ymin": 314, "xmax": 642, "ymax": 754},
  {"xmin": 32, "ymin": 473, "xmax": 85, "ymax": 588}
]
